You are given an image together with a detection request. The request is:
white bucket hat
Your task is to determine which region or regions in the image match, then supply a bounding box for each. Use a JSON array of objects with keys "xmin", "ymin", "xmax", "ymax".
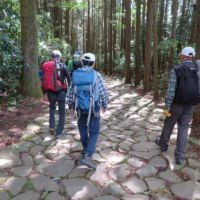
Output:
[{"xmin": 180, "ymin": 47, "xmax": 195, "ymax": 58}]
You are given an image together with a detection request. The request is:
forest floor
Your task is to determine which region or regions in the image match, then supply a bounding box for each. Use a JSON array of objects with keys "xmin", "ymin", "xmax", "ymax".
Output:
[{"xmin": 0, "ymin": 75, "xmax": 200, "ymax": 200}]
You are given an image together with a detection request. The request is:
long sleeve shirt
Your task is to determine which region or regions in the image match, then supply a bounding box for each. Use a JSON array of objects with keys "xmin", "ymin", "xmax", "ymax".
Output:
[
  {"xmin": 67, "ymin": 66, "xmax": 109, "ymax": 110},
  {"xmin": 165, "ymin": 60, "xmax": 193, "ymax": 110}
]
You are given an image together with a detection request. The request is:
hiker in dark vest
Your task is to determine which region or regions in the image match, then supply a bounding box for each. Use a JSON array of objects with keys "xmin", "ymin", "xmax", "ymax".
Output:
[
  {"xmin": 156, "ymin": 47, "xmax": 197, "ymax": 165},
  {"xmin": 42, "ymin": 50, "xmax": 71, "ymax": 137},
  {"xmin": 67, "ymin": 53, "xmax": 109, "ymax": 169},
  {"xmin": 68, "ymin": 51, "xmax": 82, "ymax": 77}
]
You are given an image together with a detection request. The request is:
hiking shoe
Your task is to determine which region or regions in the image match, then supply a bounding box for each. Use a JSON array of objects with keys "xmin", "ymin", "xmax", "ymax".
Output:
[
  {"xmin": 80, "ymin": 154, "xmax": 97, "ymax": 169},
  {"xmin": 175, "ymin": 157, "xmax": 184, "ymax": 165},
  {"xmin": 49, "ymin": 128, "xmax": 55, "ymax": 132},
  {"xmin": 155, "ymin": 138, "xmax": 168, "ymax": 151},
  {"xmin": 56, "ymin": 130, "xmax": 65, "ymax": 138}
]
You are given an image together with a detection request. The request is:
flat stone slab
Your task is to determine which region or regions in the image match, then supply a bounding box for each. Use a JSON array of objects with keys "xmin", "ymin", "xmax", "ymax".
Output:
[
  {"xmin": 22, "ymin": 153, "xmax": 33, "ymax": 166},
  {"xmin": 127, "ymin": 157, "xmax": 143, "ymax": 167},
  {"xmin": 118, "ymin": 120, "xmax": 134, "ymax": 128},
  {"xmin": 13, "ymin": 141, "xmax": 34, "ymax": 152},
  {"xmin": 99, "ymin": 148, "xmax": 127, "ymax": 164},
  {"xmin": 188, "ymin": 158, "xmax": 200, "ymax": 168},
  {"xmin": 134, "ymin": 136, "xmax": 148, "ymax": 143},
  {"xmin": 122, "ymin": 177, "xmax": 147, "ymax": 194},
  {"xmin": 158, "ymin": 169, "xmax": 181, "ymax": 183},
  {"xmin": 92, "ymin": 153, "xmax": 107, "ymax": 162},
  {"xmin": 4, "ymin": 176, "xmax": 26, "ymax": 196},
  {"xmin": 57, "ymin": 135, "xmax": 75, "ymax": 143},
  {"xmin": 145, "ymin": 124, "xmax": 162, "ymax": 131},
  {"xmin": 87, "ymin": 162, "xmax": 111, "ymax": 184},
  {"xmin": 109, "ymin": 164, "xmax": 130, "ymax": 181},
  {"xmin": 11, "ymin": 166, "xmax": 33, "ymax": 177},
  {"xmin": 136, "ymin": 165, "xmax": 157, "ymax": 178},
  {"xmin": 102, "ymin": 130, "xmax": 120, "ymax": 136},
  {"xmin": 0, "ymin": 191, "xmax": 10, "ymax": 200},
  {"xmin": 35, "ymin": 155, "xmax": 53, "ymax": 164},
  {"xmin": 145, "ymin": 177, "xmax": 165, "ymax": 190},
  {"xmin": 27, "ymin": 123, "xmax": 40, "ymax": 132},
  {"xmin": 45, "ymin": 146, "xmax": 58, "ymax": 154},
  {"xmin": 133, "ymin": 142, "xmax": 160, "ymax": 151},
  {"xmin": 37, "ymin": 160, "xmax": 74, "ymax": 177},
  {"xmin": 57, "ymin": 143, "xmax": 70, "ymax": 154},
  {"xmin": 108, "ymin": 137, "xmax": 121, "ymax": 142},
  {"xmin": 103, "ymin": 180, "xmax": 125, "ymax": 196},
  {"xmin": 129, "ymin": 150, "xmax": 160, "ymax": 160},
  {"xmin": 181, "ymin": 167, "xmax": 200, "ymax": 181},
  {"xmin": 121, "ymin": 194, "xmax": 149, "ymax": 200},
  {"xmin": 68, "ymin": 165, "xmax": 89, "ymax": 178},
  {"xmin": 22, "ymin": 131, "xmax": 36, "ymax": 140},
  {"xmin": 30, "ymin": 174, "xmax": 59, "ymax": 192},
  {"xmin": 129, "ymin": 125, "xmax": 146, "ymax": 132},
  {"xmin": 97, "ymin": 141, "xmax": 112, "ymax": 149},
  {"xmin": 60, "ymin": 178, "xmax": 101, "ymax": 199},
  {"xmin": 46, "ymin": 192, "xmax": 65, "ymax": 200},
  {"xmin": 0, "ymin": 172, "xmax": 9, "ymax": 184},
  {"xmin": 30, "ymin": 145, "xmax": 45, "ymax": 156},
  {"xmin": 0, "ymin": 150, "xmax": 21, "ymax": 169},
  {"xmin": 71, "ymin": 142, "xmax": 83, "ymax": 152},
  {"xmin": 171, "ymin": 181, "xmax": 196, "ymax": 199},
  {"xmin": 149, "ymin": 156, "xmax": 167, "ymax": 167},
  {"xmin": 11, "ymin": 191, "xmax": 40, "ymax": 200},
  {"xmin": 118, "ymin": 141, "xmax": 132, "ymax": 151},
  {"xmin": 29, "ymin": 136, "xmax": 43, "ymax": 144},
  {"xmin": 93, "ymin": 196, "xmax": 118, "ymax": 200},
  {"xmin": 188, "ymin": 137, "xmax": 200, "ymax": 146}
]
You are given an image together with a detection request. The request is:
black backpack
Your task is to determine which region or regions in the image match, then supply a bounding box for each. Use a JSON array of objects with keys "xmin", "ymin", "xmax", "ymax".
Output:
[
  {"xmin": 71, "ymin": 60, "xmax": 82, "ymax": 76},
  {"xmin": 174, "ymin": 62, "xmax": 200, "ymax": 105}
]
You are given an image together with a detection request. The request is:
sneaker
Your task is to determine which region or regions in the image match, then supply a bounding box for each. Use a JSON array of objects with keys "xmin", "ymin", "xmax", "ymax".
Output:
[
  {"xmin": 56, "ymin": 130, "xmax": 65, "ymax": 138},
  {"xmin": 155, "ymin": 138, "xmax": 168, "ymax": 151},
  {"xmin": 175, "ymin": 157, "xmax": 184, "ymax": 165},
  {"xmin": 80, "ymin": 154, "xmax": 97, "ymax": 169},
  {"xmin": 49, "ymin": 128, "xmax": 54, "ymax": 132}
]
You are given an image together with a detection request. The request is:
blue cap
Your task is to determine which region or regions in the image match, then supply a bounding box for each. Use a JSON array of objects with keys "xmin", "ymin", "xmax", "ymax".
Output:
[{"xmin": 73, "ymin": 51, "xmax": 80, "ymax": 57}]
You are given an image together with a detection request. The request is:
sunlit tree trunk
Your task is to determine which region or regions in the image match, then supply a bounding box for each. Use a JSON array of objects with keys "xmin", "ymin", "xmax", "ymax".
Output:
[
  {"xmin": 193, "ymin": 0, "xmax": 200, "ymax": 123},
  {"xmin": 189, "ymin": 4, "xmax": 197, "ymax": 45},
  {"xmin": 125, "ymin": 0, "xmax": 131, "ymax": 84},
  {"xmin": 86, "ymin": 0, "xmax": 90, "ymax": 52},
  {"xmin": 168, "ymin": 0, "xmax": 179, "ymax": 71},
  {"xmin": 144, "ymin": 0, "xmax": 153, "ymax": 92},
  {"xmin": 142, "ymin": 0, "xmax": 146, "ymax": 64},
  {"xmin": 53, "ymin": 0, "xmax": 62, "ymax": 38},
  {"xmin": 109, "ymin": 0, "xmax": 113, "ymax": 76},
  {"xmin": 121, "ymin": 0, "xmax": 125, "ymax": 52},
  {"xmin": 113, "ymin": 0, "xmax": 116, "ymax": 76},
  {"xmin": 20, "ymin": 0, "xmax": 43, "ymax": 98},
  {"xmin": 135, "ymin": 0, "xmax": 141, "ymax": 87},
  {"xmin": 104, "ymin": 0, "xmax": 107, "ymax": 75}
]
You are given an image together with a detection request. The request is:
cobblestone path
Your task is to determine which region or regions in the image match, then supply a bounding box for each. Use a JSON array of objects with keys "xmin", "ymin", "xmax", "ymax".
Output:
[{"xmin": 0, "ymin": 75, "xmax": 200, "ymax": 200}]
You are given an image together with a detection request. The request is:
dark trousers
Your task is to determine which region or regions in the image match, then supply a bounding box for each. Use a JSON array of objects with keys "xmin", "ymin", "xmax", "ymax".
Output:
[
  {"xmin": 47, "ymin": 90, "xmax": 66, "ymax": 135},
  {"xmin": 160, "ymin": 103, "xmax": 194, "ymax": 159},
  {"xmin": 78, "ymin": 113, "xmax": 100, "ymax": 156}
]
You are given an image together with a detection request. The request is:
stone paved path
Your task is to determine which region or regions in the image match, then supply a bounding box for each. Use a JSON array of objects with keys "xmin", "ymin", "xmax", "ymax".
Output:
[{"xmin": 0, "ymin": 76, "xmax": 200, "ymax": 200}]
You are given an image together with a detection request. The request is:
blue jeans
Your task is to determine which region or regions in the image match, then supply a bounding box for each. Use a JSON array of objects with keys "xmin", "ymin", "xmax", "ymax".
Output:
[
  {"xmin": 78, "ymin": 113, "xmax": 100, "ymax": 156},
  {"xmin": 47, "ymin": 90, "xmax": 66, "ymax": 135}
]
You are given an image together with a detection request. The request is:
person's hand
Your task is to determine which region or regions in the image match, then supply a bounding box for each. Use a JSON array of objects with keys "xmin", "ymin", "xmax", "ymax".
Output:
[
  {"xmin": 102, "ymin": 109, "xmax": 107, "ymax": 113},
  {"xmin": 165, "ymin": 110, "xmax": 171, "ymax": 117},
  {"xmin": 70, "ymin": 109, "xmax": 74, "ymax": 116},
  {"xmin": 44, "ymin": 94, "xmax": 48, "ymax": 101}
]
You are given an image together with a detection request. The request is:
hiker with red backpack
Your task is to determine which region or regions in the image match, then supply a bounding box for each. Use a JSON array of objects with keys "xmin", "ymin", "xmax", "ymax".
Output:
[
  {"xmin": 68, "ymin": 51, "xmax": 83, "ymax": 77},
  {"xmin": 67, "ymin": 53, "xmax": 109, "ymax": 169},
  {"xmin": 156, "ymin": 47, "xmax": 200, "ymax": 165},
  {"xmin": 41, "ymin": 50, "xmax": 71, "ymax": 137}
]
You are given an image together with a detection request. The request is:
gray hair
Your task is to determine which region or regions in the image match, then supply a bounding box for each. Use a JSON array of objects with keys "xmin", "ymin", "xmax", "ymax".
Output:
[{"xmin": 51, "ymin": 50, "xmax": 62, "ymax": 59}]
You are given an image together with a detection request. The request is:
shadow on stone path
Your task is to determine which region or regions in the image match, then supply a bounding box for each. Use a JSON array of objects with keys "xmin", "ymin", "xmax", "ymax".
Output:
[{"xmin": 0, "ymin": 75, "xmax": 200, "ymax": 200}]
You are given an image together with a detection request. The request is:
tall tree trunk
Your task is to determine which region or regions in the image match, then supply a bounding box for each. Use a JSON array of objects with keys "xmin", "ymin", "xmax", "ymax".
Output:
[
  {"xmin": 144, "ymin": 0, "xmax": 153, "ymax": 92},
  {"xmin": 121, "ymin": 0, "xmax": 125, "ymax": 52},
  {"xmin": 109, "ymin": 0, "xmax": 113, "ymax": 76},
  {"xmin": 168, "ymin": 0, "xmax": 179, "ymax": 71},
  {"xmin": 83, "ymin": 7, "xmax": 85, "ymax": 53},
  {"xmin": 135, "ymin": 0, "xmax": 141, "ymax": 87},
  {"xmin": 53, "ymin": 0, "xmax": 61, "ymax": 38},
  {"xmin": 43, "ymin": 0, "xmax": 48, "ymax": 12},
  {"xmin": 158, "ymin": 0, "xmax": 164, "ymax": 70},
  {"xmin": 193, "ymin": 0, "xmax": 200, "ymax": 123},
  {"xmin": 86, "ymin": 0, "xmax": 90, "ymax": 52},
  {"xmin": 104, "ymin": 0, "xmax": 107, "ymax": 75},
  {"xmin": 189, "ymin": 4, "xmax": 197, "ymax": 44},
  {"xmin": 113, "ymin": 0, "xmax": 116, "ymax": 76},
  {"xmin": 20, "ymin": 0, "xmax": 43, "ymax": 98},
  {"xmin": 142, "ymin": 0, "xmax": 146, "ymax": 64},
  {"xmin": 164, "ymin": 0, "xmax": 169, "ymax": 23},
  {"xmin": 65, "ymin": 0, "xmax": 70, "ymax": 44},
  {"xmin": 153, "ymin": 0, "xmax": 158, "ymax": 99},
  {"xmin": 125, "ymin": 0, "xmax": 131, "ymax": 84},
  {"xmin": 177, "ymin": 0, "xmax": 186, "ymax": 53}
]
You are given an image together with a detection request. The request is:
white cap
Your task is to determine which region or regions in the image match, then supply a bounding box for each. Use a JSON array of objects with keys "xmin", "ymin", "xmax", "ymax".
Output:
[
  {"xmin": 82, "ymin": 53, "xmax": 95, "ymax": 62},
  {"xmin": 180, "ymin": 47, "xmax": 195, "ymax": 57}
]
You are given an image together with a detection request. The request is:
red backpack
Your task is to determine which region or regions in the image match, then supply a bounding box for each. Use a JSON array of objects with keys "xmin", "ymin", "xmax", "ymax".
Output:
[{"xmin": 41, "ymin": 61, "xmax": 66, "ymax": 92}]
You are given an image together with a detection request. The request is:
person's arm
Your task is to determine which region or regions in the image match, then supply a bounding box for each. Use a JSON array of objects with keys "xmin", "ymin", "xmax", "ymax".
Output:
[
  {"xmin": 63, "ymin": 65, "xmax": 71, "ymax": 86},
  {"xmin": 96, "ymin": 73, "xmax": 109, "ymax": 110},
  {"xmin": 165, "ymin": 68, "xmax": 177, "ymax": 111}
]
